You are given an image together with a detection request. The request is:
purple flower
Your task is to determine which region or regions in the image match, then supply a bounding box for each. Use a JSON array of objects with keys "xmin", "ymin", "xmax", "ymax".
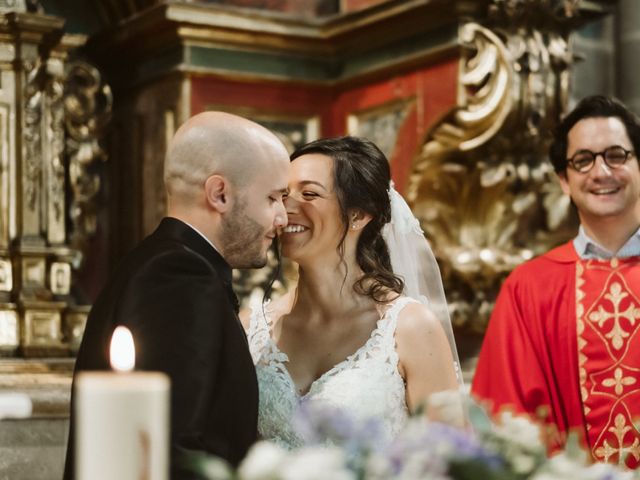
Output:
[
  {"xmin": 290, "ymin": 401, "xmax": 504, "ymax": 479},
  {"xmin": 387, "ymin": 419, "xmax": 503, "ymax": 475},
  {"xmin": 292, "ymin": 400, "xmax": 385, "ymax": 451}
]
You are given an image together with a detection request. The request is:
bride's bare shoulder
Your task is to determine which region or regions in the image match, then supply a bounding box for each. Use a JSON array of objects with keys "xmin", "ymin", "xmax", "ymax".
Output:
[{"xmin": 396, "ymin": 300, "xmax": 438, "ymax": 326}]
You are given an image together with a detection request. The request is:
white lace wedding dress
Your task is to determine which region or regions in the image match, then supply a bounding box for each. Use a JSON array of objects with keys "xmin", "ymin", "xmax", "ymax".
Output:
[{"xmin": 247, "ymin": 296, "xmax": 415, "ymax": 448}]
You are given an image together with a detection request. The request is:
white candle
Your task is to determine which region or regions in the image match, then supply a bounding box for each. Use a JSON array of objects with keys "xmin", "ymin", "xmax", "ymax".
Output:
[{"xmin": 75, "ymin": 326, "xmax": 170, "ymax": 480}]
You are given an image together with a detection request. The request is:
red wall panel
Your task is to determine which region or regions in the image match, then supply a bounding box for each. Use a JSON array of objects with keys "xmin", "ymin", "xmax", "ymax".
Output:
[{"xmin": 190, "ymin": 56, "xmax": 458, "ymax": 193}]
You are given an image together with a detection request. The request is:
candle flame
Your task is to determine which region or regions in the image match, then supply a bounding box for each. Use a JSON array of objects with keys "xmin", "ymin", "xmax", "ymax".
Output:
[{"xmin": 110, "ymin": 326, "xmax": 135, "ymax": 372}]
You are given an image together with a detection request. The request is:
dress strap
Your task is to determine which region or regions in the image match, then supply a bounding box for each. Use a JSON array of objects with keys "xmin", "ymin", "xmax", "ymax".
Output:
[
  {"xmin": 247, "ymin": 298, "xmax": 274, "ymax": 363},
  {"xmin": 246, "ymin": 298, "xmax": 261, "ymax": 337},
  {"xmin": 251, "ymin": 297, "xmax": 278, "ymax": 331},
  {"xmin": 379, "ymin": 296, "xmax": 419, "ymax": 339}
]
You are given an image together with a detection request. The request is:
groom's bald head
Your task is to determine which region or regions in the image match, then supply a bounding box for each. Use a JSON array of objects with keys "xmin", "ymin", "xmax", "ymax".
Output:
[{"xmin": 164, "ymin": 111, "xmax": 287, "ymax": 201}]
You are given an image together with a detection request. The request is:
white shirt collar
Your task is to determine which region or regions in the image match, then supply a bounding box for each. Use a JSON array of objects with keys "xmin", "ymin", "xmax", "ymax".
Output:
[
  {"xmin": 573, "ymin": 225, "xmax": 640, "ymax": 259},
  {"xmin": 183, "ymin": 221, "xmax": 221, "ymax": 254}
]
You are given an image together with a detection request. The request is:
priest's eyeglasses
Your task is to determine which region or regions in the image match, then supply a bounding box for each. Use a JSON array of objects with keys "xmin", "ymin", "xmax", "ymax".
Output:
[{"xmin": 567, "ymin": 145, "xmax": 635, "ymax": 173}]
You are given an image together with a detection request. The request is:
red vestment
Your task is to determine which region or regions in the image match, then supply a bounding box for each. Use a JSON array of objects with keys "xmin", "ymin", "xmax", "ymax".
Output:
[{"xmin": 472, "ymin": 241, "xmax": 640, "ymax": 468}]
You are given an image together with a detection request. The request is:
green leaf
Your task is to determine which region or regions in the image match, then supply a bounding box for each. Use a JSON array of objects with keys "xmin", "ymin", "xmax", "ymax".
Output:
[
  {"xmin": 175, "ymin": 448, "xmax": 234, "ymax": 480},
  {"xmin": 467, "ymin": 398, "xmax": 493, "ymax": 433}
]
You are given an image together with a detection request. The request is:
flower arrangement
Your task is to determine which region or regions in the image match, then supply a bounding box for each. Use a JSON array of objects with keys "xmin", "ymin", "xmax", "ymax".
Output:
[{"xmin": 184, "ymin": 398, "xmax": 637, "ymax": 480}]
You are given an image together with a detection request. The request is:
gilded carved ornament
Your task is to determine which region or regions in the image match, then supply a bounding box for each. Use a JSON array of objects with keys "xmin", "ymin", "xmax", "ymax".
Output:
[
  {"xmin": 63, "ymin": 61, "xmax": 112, "ymax": 254},
  {"xmin": 0, "ymin": 24, "xmax": 112, "ymax": 356},
  {"xmin": 47, "ymin": 56, "xmax": 67, "ymax": 244},
  {"xmin": 15, "ymin": 59, "xmax": 112, "ymax": 355},
  {"xmin": 23, "ymin": 58, "xmax": 44, "ymax": 213},
  {"xmin": 407, "ymin": 1, "xmax": 584, "ymax": 332}
]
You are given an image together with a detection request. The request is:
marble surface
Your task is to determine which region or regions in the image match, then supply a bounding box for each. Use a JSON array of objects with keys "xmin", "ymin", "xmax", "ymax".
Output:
[
  {"xmin": 0, "ymin": 358, "xmax": 73, "ymax": 480},
  {"xmin": 0, "ymin": 417, "xmax": 68, "ymax": 480}
]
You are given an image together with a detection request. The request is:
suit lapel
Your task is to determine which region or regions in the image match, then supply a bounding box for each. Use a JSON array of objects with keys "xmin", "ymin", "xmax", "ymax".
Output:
[{"xmin": 153, "ymin": 217, "xmax": 240, "ymax": 313}]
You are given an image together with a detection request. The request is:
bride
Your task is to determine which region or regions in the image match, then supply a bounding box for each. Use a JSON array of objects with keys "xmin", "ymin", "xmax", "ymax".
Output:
[{"xmin": 241, "ymin": 136, "xmax": 463, "ymax": 448}]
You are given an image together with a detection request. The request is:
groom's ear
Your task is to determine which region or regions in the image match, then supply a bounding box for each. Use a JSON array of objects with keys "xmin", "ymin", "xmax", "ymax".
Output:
[
  {"xmin": 348, "ymin": 209, "xmax": 372, "ymax": 231},
  {"xmin": 204, "ymin": 175, "xmax": 231, "ymax": 213}
]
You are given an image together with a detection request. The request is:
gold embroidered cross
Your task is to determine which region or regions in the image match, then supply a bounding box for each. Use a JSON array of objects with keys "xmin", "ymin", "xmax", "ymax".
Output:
[
  {"xmin": 601, "ymin": 367, "xmax": 637, "ymax": 395},
  {"xmin": 595, "ymin": 414, "xmax": 640, "ymax": 466},
  {"xmin": 588, "ymin": 282, "xmax": 640, "ymax": 350}
]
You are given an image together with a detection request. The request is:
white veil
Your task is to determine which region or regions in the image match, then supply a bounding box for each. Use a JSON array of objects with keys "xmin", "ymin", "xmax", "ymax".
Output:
[{"xmin": 381, "ymin": 183, "xmax": 466, "ymax": 401}]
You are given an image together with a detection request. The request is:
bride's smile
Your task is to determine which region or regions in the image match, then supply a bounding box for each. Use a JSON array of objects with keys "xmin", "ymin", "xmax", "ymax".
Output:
[{"xmin": 279, "ymin": 153, "xmax": 352, "ymax": 264}]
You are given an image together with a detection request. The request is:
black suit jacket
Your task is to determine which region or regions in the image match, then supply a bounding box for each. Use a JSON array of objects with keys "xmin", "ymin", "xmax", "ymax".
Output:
[{"xmin": 63, "ymin": 217, "xmax": 258, "ymax": 479}]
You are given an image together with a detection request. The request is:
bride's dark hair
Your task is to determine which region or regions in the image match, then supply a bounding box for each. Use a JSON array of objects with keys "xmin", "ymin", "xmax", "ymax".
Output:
[{"xmin": 290, "ymin": 136, "xmax": 404, "ymax": 302}]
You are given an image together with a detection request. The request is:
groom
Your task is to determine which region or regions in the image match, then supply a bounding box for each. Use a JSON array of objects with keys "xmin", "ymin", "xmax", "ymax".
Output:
[{"xmin": 63, "ymin": 112, "xmax": 290, "ymax": 479}]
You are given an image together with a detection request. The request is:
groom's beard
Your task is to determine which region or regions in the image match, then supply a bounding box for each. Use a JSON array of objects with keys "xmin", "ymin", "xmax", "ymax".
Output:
[{"xmin": 221, "ymin": 202, "xmax": 269, "ymax": 269}]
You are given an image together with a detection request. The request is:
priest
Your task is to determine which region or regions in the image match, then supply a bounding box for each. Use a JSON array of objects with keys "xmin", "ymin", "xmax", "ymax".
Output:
[{"xmin": 472, "ymin": 95, "xmax": 640, "ymax": 469}]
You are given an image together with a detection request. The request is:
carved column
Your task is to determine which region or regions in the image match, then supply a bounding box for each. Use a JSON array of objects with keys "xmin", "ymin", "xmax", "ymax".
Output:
[{"xmin": 0, "ymin": 7, "xmax": 110, "ymax": 357}]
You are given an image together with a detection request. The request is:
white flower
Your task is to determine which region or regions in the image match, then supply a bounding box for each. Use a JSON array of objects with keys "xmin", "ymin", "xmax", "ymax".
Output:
[
  {"xmin": 395, "ymin": 453, "xmax": 450, "ymax": 480},
  {"xmin": 427, "ymin": 390, "xmax": 466, "ymax": 428},
  {"xmin": 238, "ymin": 441, "xmax": 287, "ymax": 480},
  {"xmin": 363, "ymin": 452, "xmax": 393, "ymax": 480},
  {"xmin": 582, "ymin": 463, "xmax": 634, "ymax": 480},
  {"xmin": 531, "ymin": 452, "xmax": 633, "ymax": 480},
  {"xmin": 495, "ymin": 411, "xmax": 543, "ymax": 449},
  {"xmin": 485, "ymin": 411, "xmax": 545, "ymax": 475},
  {"xmin": 509, "ymin": 452, "xmax": 538, "ymax": 474},
  {"xmin": 196, "ymin": 456, "xmax": 233, "ymax": 480},
  {"xmin": 279, "ymin": 446, "xmax": 355, "ymax": 480}
]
